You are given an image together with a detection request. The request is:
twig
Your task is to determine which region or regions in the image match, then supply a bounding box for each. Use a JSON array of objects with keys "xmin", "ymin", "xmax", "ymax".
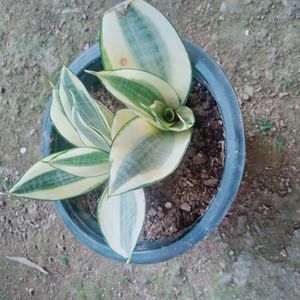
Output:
[{"xmin": 6, "ymin": 256, "xmax": 49, "ymax": 275}]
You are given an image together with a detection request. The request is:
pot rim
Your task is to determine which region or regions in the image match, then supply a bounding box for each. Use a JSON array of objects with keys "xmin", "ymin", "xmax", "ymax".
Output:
[{"xmin": 41, "ymin": 40, "xmax": 245, "ymax": 264}]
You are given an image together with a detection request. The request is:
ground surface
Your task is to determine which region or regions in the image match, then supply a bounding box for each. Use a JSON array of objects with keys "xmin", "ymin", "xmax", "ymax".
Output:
[{"xmin": 0, "ymin": 0, "xmax": 299, "ymax": 299}]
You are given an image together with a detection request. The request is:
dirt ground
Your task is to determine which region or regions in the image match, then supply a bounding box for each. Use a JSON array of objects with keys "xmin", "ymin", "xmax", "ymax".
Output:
[{"xmin": 0, "ymin": 0, "xmax": 299, "ymax": 299}]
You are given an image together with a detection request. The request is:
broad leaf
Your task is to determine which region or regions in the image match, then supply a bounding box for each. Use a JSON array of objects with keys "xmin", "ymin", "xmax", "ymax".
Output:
[
  {"xmin": 98, "ymin": 187, "xmax": 145, "ymax": 261},
  {"xmin": 88, "ymin": 69, "xmax": 195, "ymax": 132},
  {"xmin": 42, "ymin": 148, "xmax": 109, "ymax": 177},
  {"xmin": 50, "ymin": 89, "xmax": 85, "ymax": 147},
  {"xmin": 109, "ymin": 117, "xmax": 192, "ymax": 196},
  {"xmin": 111, "ymin": 109, "xmax": 137, "ymax": 140},
  {"xmin": 59, "ymin": 66, "xmax": 111, "ymax": 140},
  {"xmin": 100, "ymin": 0, "xmax": 192, "ymax": 103},
  {"xmin": 9, "ymin": 160, "xmax": 107, "ymax": 200},
  {"xmin": 87, "ymin": 69, "xmax": 180, "ymax": 127}
]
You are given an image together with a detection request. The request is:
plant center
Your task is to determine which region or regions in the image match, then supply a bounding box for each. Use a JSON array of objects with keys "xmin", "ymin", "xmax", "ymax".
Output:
[{"xmin": 163, "ymin": 107, "xmax": 176, "ymax": 123}]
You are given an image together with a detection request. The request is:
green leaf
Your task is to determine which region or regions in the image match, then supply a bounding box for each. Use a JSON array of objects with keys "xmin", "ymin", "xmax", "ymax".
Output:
[
  {"xmin": 50, "ymin": 89, "xmax": 85, "ymax": 147},
  {"xmin": 9, "ymin": 159, "xmax": 107, "ymax": 200},
  {"xmin": 148, "ymin": 101, "xmax": 195, "ymax": 132},
  {"xmin": 109, "ymin": 117, "xmax": 192, "ymax": 196},
  {"xmin": 87, "ymin": 69, "xmax": 180, "ymax": 129},
  {"xmin": 59, "ymin": 66, "xmax": 111, "ymax": 140},
  {"xmin": 96, "ymin": 101, "xmax": 114, "ymax": 128},
  {"xmin": 111, "ymin": 109, "xmax": 138, "ymax": 140},
  {"xmin": 100, "ymin": 0, "xmax": 192, "ymax": 103},
  {"xmin": 42, "ymin": 148, "xmax": 109, "ymax": 177},
  {"xmin": 171, "ymin": 106, "xmax": 195, "ymax": 132},
  {"xmin": 97, "ymin": 187, "xmax": 145, "ymax": 261},
  {"xmin": 71, "ymin": 105, "xmax": 111, "ymax": 152}
]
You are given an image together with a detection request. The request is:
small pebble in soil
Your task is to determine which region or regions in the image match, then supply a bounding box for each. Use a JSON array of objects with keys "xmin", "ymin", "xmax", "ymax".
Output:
[
  {"xmin": 204, "ymin": 178, "xmax": 219, "ymax": 187},
  {"xmin": 192, "ymin": 153, "xmax": 206, "ymax": 165},
  {"xmin": 157, "ymin": 211, "xmax": 164, "ymax": 219},
  {"xmin": 180, "ymin": 203, "xmax": 191, "ymax": 212},
  {"xmin": 148, "ymin": 207, "xmax": 157, "ymax": 217},
  {"xmin": 165, "ymin": 202, "xmax": 172, "ymax": 209}
]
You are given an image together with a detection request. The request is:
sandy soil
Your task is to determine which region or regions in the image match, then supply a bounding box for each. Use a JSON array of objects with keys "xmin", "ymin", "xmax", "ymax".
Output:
[{"xmin": 0, "ymin": 0, "xmax": 299, "ymax": 299}]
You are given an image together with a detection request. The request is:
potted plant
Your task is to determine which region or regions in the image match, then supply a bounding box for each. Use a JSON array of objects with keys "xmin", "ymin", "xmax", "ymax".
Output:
[{"xmin": 1, "ymin": 0, "xmax": 245, "ymax": 264}]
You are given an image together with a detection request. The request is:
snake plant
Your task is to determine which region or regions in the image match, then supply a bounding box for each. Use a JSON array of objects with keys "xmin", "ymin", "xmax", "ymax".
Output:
[{"xmin": 3, "ymin": 0, "xmax": 195, "ymax": 261}]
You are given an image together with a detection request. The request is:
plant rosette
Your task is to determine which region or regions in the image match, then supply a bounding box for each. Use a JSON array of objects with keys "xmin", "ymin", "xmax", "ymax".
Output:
[{"xmin": 2, "ymin": 0, "xmax": 245, "ymax": 263}]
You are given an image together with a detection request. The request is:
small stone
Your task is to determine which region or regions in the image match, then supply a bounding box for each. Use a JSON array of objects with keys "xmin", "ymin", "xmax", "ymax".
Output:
[
  {"xmin": 28, "ymin": 288, "xmax": 34, "ymax": 296},
  {"xmin": 204, "ymin": 178, "xmax": 218, "ymax": 187},
  {"xmin": 165, "ymin": 202, "xmax": 172, "ymax": 209},
  {"xmin": 279, "ymin": 92, "xmax": 289, "ymax": 98},
  {"xmin": 157, "ymin": 211, "xmax": 164, "ymax": 219},
  {"xmin": 148, "ymin": 207, "xmax": 157, "ymax": 217},
  {"xmin": 244, "ymin": 85, "xmax": 254, "ymax": 97},
  {"xmin": 192, "ymin": 153, "xmax": 205, "ymax": 165},
  {"xmin": 180, "ymin": 203, "xmax": 191, "ymax": 212},
  {"xmin": 280, "ymin": 248, "xmax": 288, "ymax": 257},
  {"xmin": 20, "ymin": 147, "xmax": 27, "ymax": 155},
  {"xmin": 229, "ymin": 250, "xmax": 235, "ymax": 256},
  {"xmin": 242, "ymin": 93, "xmax": 250, "ymax": 103},
  {"xmin": 248, "ymin": 130, "xmax": 256, "ymax": 138},
  {"xmin": 245, "ymin": 29, "xmax": 249, "ymax": 36},
  {"xmin": 83, "ymin": 41, "xmax": 90, "ymax": 51}
]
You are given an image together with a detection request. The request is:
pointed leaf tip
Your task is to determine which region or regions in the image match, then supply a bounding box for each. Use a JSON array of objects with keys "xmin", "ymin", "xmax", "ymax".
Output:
[
  {"xmin": 100, "ymin": 0, "xmax": 192, "ymax": 102},
  {"xmin": 98, "ymin": 187, "xmax": 145, "ymax": 260},
  {"xmin": 9, "ymin": 159, "xmax": 108, "ymax": 200},
  {"xmin": 84, "ymin": 70, "xmax": 99, "ymax": 77},
  {"xmin": 59, "ymin": 65, "xmax": 113, "ymax": 145}
]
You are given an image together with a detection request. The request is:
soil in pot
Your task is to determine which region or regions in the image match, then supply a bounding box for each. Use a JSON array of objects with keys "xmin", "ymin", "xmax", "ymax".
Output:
[{"xmin": 86, "ymin": 81, "xmax": 225, "ymax": 241}]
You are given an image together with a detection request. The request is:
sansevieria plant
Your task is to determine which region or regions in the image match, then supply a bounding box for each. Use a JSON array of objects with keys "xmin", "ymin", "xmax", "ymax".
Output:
[{"xmin": 1, "ymin": 0, "xmax": 195, "ymax": 261}]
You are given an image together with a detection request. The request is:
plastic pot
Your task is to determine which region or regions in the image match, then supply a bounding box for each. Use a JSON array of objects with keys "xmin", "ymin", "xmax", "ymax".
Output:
[{"xmin": 41, "ymin": 41, "xmax": 245, "ymax": 264}]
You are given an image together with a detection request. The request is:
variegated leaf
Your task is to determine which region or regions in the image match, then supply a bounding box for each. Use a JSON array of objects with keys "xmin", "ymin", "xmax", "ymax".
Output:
[
  {"xmin": 59, "ymin": 66, "xmax": 112, "ymax": 140},
  {"xmin": 96, "ymin": 101, "xmax": 114, "ymax": 128},
  {"xmin": 71, "ymin": 105, "xmax": 111, "ymax": 152},
  {"xmin": 98, "ymin": 187, "xmax": 145, "ymax": 260},
  {"xmin": 109, "ymin": 117, "xmax": 192, "ymax": 196},
  {"xmin": 100, "ymin": 0, "xmax": 192, "ymax": 103},
  {"xmin": 9, "ymin": 160, "xmax": 107, "ymax": 200},
  {"xmin": 111, "ymin": 109, "xmax": 137, "ymax": 140},
  {"xmin": 50, "ymin": 89, "xmax": 85, "ymax": 147},
  {"xmin": 42, "ymin": 148, "xmax": 109, "ymax": 177},
  {"xmin": 87, "ymin": 69, "xmax": 180, "ymax": 128}
]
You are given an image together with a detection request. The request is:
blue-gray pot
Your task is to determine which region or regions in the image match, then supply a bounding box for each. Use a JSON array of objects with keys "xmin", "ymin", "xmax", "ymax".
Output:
[{"xmin": 41, "ymin": 41, "xmax": 246, "ymax": 264}]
